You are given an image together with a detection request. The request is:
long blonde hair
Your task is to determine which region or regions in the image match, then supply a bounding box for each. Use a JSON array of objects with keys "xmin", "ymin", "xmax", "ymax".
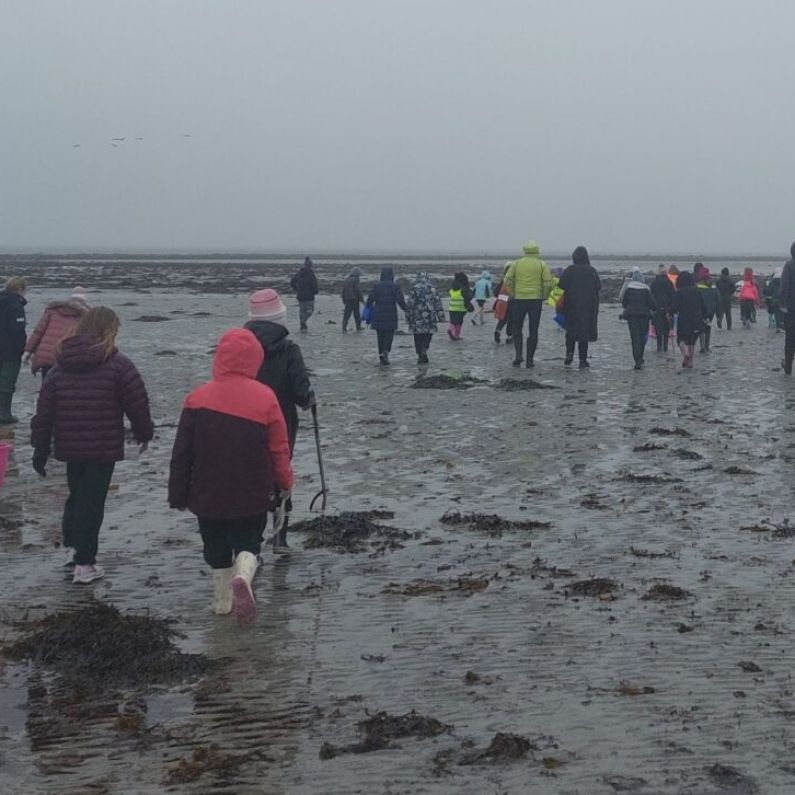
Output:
[{"xmin": 61, "ymin": 306, "xmax": 120, "ymax": 360}]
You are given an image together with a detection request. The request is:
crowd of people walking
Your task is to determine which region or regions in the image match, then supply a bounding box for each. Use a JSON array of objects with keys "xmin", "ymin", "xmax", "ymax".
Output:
[{"xmin": 0, "ymin": 241, "xmax": 793, "ymax": 624}]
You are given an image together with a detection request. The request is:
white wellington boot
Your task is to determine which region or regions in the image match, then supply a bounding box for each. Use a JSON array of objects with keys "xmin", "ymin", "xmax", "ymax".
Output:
[
  {"xmin": 231, "ymin": 551, "xmax": 258, "ymax": 623},
  {"xmin": 212, "ymin": 567, "xmax": 233, "ymax": 615}
]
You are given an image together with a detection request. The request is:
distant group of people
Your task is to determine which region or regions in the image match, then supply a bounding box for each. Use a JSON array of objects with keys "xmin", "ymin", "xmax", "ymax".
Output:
[
  {"xmin": 0, "ymin": 277, "xmax": 314, "ymax": 625},
  {"xmin": 287, "ymin": 242, "xmax": 795, "ymax": 374}
]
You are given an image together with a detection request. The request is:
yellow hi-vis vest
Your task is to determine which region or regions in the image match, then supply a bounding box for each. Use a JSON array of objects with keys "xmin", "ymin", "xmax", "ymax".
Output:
[{"xmin": 449, "ymin": 288, "xmax": 465, "ymax": 313}]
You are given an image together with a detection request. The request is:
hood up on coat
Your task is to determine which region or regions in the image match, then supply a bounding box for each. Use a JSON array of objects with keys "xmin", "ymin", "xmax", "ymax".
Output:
[
  {"xmin": 57, "ymin": 335, "xmax": 114, "ymax": 373},
  {"xmin": 572, "ymin": 246, "xmax": 590, "ymax": 266},
  {"xmin": 698, "ymin": 267, "xmax": 711, "ymax": 283},
  {"xmin": 743, "ymin": 268, "xmax": 755, "ymax": 282},
  {"xmin": 349, "ymin": 267, "xmax": 362, "ymax": 278},
  {"xmin": 522, "ymin": 241, "xmax": 540, "ymax": 256},
  {"xmin": 380, "ymin": 266, "xmax": 394, "ymax": 282},
  {"xmin": 629, "ymin": 268, "xmax": 645, "ymax": 284},
  {"xmin": 212, "ymin": 328, "xmax": 264, "ymax": 381},
  {"xmin": 677, "ymin": 271, "xmax": 694, "ymax": 288},
  {"xmin": 414, "ymin": 271, "xmax": 431, "ymax": 285},
  {"xmin": 479, "ymin": 270, "xmax": 491, "ymax": 281}
]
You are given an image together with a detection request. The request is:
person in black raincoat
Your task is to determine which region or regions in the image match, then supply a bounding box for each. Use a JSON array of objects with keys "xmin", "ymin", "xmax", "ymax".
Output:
[
  {"xmin": 245, "ymin": 288, "xmax": 314, "ymax": 552},
  {"xmin": 650, "ymin": 264, "xmax": 675, "ymax": 352},
  {"xmin": 671, "ymin": 271, "xmax": 708, "ymax": 369},
  {"xmin": 365, "ymin": 267, "xmax": 406, "ymax": 365},
  {"xmin": 558, "ymin": 246, "xmax": 600, "ymax": 369}
]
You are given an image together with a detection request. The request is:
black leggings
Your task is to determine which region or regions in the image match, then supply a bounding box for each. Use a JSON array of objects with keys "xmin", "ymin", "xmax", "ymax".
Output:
[
  {"xmin": 63, "ymin": 461, "xmax": 116, "ymax": 566},
  {"xmin": 199, "ymin": 513, "xmax": 267, "ymax": 568},
  {"xmin": 565, "ymin": 332, "xmax": 588, "ymax": 363},
  {"xmin": 413, "ymin": 333, "xmax": 432, "ymax": 355},
  {"xmin": 376, "ymin": 330, "xmax": 394, "ymax": 354},
  {"xmin": 512, "ymin": 299, "xmax": 543, "ymax": 361},
  {"xmin": 627, "ymin": 317, "xmax": 648, "ymax": 364}
]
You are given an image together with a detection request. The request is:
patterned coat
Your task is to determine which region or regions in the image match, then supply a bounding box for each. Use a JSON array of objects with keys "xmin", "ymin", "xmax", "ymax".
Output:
[{"xmin": 404, "ymin": 273, "xmax": 445, "ymax": 334}]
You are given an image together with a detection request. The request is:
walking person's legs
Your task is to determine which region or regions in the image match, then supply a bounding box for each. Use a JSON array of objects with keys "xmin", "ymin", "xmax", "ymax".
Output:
[
  {"xmin": 784, "ymin": 312, "xmax": 795, "ymax": 374},
  {"xmin": 564, "ymin": 330, "xmax": 576, "ymax": 364},
  {"xmin": 525, "ymin": 300, "xmax": 543, "ymax": 367},
  {"xmin": 512, "ymin": 300, "xmax": 530, "ymax": 364},
  {"xmin": 71, "ymin": 461, "xmax": 116, "ymax": 583},
  {"xmin": 577, "ymin": 339, "xmax": 589, "ymax": 365},
  {"xmin": 342, "ymin": 301, "xmax": 354, "ymax": 332},
  {"xmin": 353, "ymin": 302, "xmax": 362, "ymax": 330},
  {"xmin": 0, "ymin": 360, "xmax": 22, "ymax": 424}
]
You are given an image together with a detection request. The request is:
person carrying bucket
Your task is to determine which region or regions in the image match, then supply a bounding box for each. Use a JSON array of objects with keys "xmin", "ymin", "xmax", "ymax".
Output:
[
  {"xmin": 244, "ymin": 289, "xmax": 314, "ymax": 552},
  {"xmin": 168, "ymin": 328, "xmax": 294, "ymax": 622}
]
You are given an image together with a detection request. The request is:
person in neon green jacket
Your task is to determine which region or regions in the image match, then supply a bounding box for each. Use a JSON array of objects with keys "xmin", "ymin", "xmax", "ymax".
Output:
[{"xmin": 503, "ymin": 241, "xmax": 553, "ymax": 367}]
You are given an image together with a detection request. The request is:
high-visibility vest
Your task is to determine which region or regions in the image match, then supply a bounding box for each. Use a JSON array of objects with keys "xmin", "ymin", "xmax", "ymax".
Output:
[{"xmin": 448, "ymin": 288, "xmax": 465, "ymax": 313}]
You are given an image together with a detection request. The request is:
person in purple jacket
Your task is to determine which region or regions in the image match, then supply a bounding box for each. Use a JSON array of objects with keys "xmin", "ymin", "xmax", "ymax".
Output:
[{"xmin": 31, "ymin": 307, "xmax": 154, "ymax": 584}]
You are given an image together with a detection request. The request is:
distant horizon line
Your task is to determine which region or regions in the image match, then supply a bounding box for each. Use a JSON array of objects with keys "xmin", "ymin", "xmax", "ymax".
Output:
[{"xmin": 0, "ymin": 248, "xmax": 786, "ymax": 262}]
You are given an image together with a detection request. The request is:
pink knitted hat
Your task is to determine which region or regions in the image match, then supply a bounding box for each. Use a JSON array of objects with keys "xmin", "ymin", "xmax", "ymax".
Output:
[{"xmin": 248, "ymin": 289, "xmax": 287, "ymax": 325}]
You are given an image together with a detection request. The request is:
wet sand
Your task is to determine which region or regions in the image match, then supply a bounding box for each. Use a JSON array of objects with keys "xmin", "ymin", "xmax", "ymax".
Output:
[{"xmin": 1, "ymin": 279, "xmax": 794, "ymax": 794}]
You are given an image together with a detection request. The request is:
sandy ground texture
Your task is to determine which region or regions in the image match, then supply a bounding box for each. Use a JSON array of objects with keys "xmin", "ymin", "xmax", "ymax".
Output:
[{"xmin": 1, "ymin": 281, "xmax": 794, "ymax": 795}]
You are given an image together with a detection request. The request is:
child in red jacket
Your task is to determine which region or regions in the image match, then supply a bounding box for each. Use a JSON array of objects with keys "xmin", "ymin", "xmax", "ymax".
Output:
[
  {"xmin": 168, "ymin": 328, "xmax": 293, "ymax": 622},
  {"xmin": 738, "ymin": 268, "xmax": 761, "ymax": 329}
]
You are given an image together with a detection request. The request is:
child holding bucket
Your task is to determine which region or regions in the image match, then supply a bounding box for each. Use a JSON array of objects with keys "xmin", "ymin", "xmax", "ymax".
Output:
[{"xmin": 31, "ymin": 307, "xmax": 154, "ymax": 583}]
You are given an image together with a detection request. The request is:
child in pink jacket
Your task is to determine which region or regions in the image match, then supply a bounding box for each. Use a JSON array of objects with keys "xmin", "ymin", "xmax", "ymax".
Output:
[
  {"xmin": 24, "ymin": 287, "xmax": 89, "ymax": 377},
  {"xmin": 738, "ymin": 268, "xmax": 760, "ymax": 329}
]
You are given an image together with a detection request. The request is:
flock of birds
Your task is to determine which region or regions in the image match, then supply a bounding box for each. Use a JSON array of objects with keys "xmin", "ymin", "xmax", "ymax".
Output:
[{"xmin": 71, "ymin": 134, "xmax": 192, "ymax": 149}]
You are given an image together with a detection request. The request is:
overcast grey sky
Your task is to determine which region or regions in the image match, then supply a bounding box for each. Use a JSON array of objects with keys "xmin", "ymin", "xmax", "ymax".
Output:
[{"xmin": 1, "ymin": 0, "xmax": 793, "ymax": 254}]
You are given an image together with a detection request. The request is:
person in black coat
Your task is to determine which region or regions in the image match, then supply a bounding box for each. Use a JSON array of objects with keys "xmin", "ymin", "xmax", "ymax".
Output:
[
  {"xmin": 649, "ymin": 264, "xmax": 675, "ymax": 352},
  {"xmin": 671, "ymin": 271, "xmax": 708, "ymax": 369},
  {"xmin": 366, "ymin": 266, "xmax": 406, "ymax": 365},
  {"xmin": 245, "ymin": 289, "xmax": 314, "ymax": 552},
  {"xmin": 558, "ymin": 246, "xmax": 600, "ymax": 369},
  {"xmin": 715, "ymin": 267, "xmax": 736, "ymax": 330},
  {"xmin": 621, "ymin": 272, "xmax": 656, "ymax": 369},
  {"xmin": 779, "ymin": 243, "xmax": 795, "ymax": 373},
  {"xmin": 0, "ymin": 276, "xmax": 28, "ymax": 424},
  {"xmin": 290, "ymin": 257, "xmax": 319, "ymax": 330}
]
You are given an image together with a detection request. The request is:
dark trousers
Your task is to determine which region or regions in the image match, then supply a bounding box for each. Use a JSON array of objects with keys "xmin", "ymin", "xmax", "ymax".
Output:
[
  {"xmin": 652, "ymin": 310, "xmax": 670, "ymax": 350},
  {"xmin": 413, "ymin": 333, "xmax": 432, "ymax": 355},
  {"xmin": 627, "ymin": 318, "xmax": 648, "ymax": 365},
  {"xmin": 298, "ymin": 300, "xmax": 314, "ymax": 327},
  {"xmin": 785, "ymin": 312, "xmax": 795, "ymax": 372},
  {"xmin": 63, "ymin": 461, "xmax": 116, "ymax": 565},
  {"xmin": 376, "ymin": 330, "xmax": 394, "ymax": 355},
  {"xmin": 564, "ymin": 332, "xmax": 588, "ymax": 363},
  {"xmin": 0, "ymin": 360, "xmax": 21, "ymax": 394},
  {"xmin": 342, "ymin": 300, "xmax": 361, "ymax": 330},
  {"xmin": 199, "ymin": 513, "xmax": 267, "ymax": 568},
  {"xmin": 512, "ymin": 299, "xmax": 543, "ymax": 362},
  {"xmin": 740, "ymin": 300, "xmax": 754, "ymax": 324},
  {"xmin": 716, "ymin": 296, "xmax": 732, "ymax": 329}
]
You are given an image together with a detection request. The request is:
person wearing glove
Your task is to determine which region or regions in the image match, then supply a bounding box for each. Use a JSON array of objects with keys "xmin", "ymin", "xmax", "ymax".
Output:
[
  {"xmin": 244, "ymin": 289, "xmax": 313, "ymax": 552},
  {"xmin": 30, "ymin": 307, "xmax": 154, "ymax": 583},
  {"xmin": 168, "ymin": 328, "xmax": 294, "ymax": 623}
]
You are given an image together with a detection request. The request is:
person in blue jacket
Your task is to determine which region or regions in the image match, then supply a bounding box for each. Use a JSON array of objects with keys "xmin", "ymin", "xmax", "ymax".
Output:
[
  {"xmin": 472, "ymin": 270, "xmax": 493, "ymax": 326},
  {"xmin": 365, "ymin": 267, "xmax": 406, "ymax": 365}
]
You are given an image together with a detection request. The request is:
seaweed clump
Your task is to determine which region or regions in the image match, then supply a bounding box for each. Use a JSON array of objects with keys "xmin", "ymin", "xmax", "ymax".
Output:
[
  {"xmin": 440, "ymin": 510, "xmax": 550, "ymax": 537},
  {"xmin": 5, "ymin": 601, "xmax": 213, "ymax": 688},
  {"xmin": 291, "ymin": 511, "xmax": 415, "ymax": 554},
  {"xmin": 320, "ymin": 710, "xmax": 450, "ymax": 759},
  {"xmin": 411, "ymin": 374, "xmax": 487, "ymax": 390},
  {"xmin": 494, "ymin": 378, "xmax": 558, "ymax": 391}
]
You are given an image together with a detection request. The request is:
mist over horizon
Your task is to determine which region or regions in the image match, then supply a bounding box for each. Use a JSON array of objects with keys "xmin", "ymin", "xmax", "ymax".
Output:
[{"xmin": 2, "ymin": 1, "xmax": 794, "ymax": 255}]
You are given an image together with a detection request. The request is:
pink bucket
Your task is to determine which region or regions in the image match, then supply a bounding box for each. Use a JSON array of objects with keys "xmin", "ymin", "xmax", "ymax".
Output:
[{"xmin": 0, "ymin": 442, "xmax": 11, "ymax": 489}]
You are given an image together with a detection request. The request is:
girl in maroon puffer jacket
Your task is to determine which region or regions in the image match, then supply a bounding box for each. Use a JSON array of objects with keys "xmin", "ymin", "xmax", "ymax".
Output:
[{"xmin": 31, "ymin": 307, "xmax": 154, "ymax": 584}]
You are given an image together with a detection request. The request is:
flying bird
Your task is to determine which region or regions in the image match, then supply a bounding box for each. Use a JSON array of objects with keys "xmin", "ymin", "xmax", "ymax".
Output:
[
  {"xmin": 112, "ymin": 137, "xmax": 125, "ymax": 142},
  {"xmin": 182, "ymin": 134, "xmax": 192, "ymax": 138},
  {"xmin": 73, "ymin": 144, "xmax": 81, "ymax": 148},
  {"xmin": 110, "ymin": 143, "xmax": 119, "ymax": 148}
]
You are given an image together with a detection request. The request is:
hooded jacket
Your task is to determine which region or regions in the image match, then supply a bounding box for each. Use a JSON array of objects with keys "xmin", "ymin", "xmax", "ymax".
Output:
[
  {"xmin": 243, "ymin": 319, "xmax": 313, "ymax": 453},
  {"xmin": 290, "ymin": 263, "xmax": 319, "ymax": 302},
  {"xmin": 558, "ymin": 248, "xmax": 601, "ymax": 342},
  {"xmin": 341, "ymin": 269, "xmax": 364, "ymax": 303},
  {"xmin": 671, "ymin": 274, "xmax": 708, "ymax": 339},
  {"xmin": 0, "ymin": 289, "xmax": 27, "ymax": 362},
  {"xmin": 503, "ymin": 242, "xmax": 552, "ymax": 300},
  {"xmin": 25, "ymin": 299, "xmax": 88, "ymax": 373},
  {"xmin": 474, "ymin": 271, "xmax": 493, "ymax": 301},
  {"xmin": 31, "ymin": 335, "xmax": 154, "ymax": 462},
  {"xmin": 621, "ymin": 279, "xmax": 656, "ymax": 319},
  {"xmin": 405, "ymin": 272, "xmax": 444, "ymax": 334},
  {"xmin": 366, "ymin": 267, "xmax": 406, "ymax": 331},
  {"xmin": 168, "ymin": 328, "xmax": 293, "ymax": 519},
  {"xmin": 716, "ymin": 273, "xmax": 736, "ymax": 299}
]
